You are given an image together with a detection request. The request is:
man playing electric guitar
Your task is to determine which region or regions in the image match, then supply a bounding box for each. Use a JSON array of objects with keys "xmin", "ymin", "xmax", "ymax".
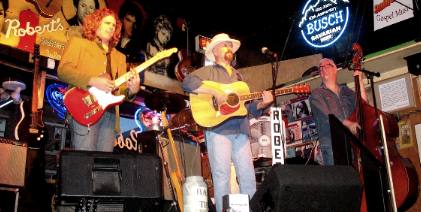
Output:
[
  {"xmin": 182, "ymin": 33, "xmax": 273, "ymax": 212},
  {"xmin": 58, "ymin": 8, "xmax": 140, "ymax": 152}
]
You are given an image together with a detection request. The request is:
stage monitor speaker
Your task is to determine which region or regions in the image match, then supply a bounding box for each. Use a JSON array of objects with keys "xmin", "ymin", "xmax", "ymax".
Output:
[
  {"xmin": 405, "ymin": 52, "xmax": 421, "ymax": 76},
  {"xmin": 59, "ymin": 150, "xmax": 162, "ymax": 199},
  {"xmin": 250, "ymin": 164, "xmax": 361, "ymax": 212},
  {"xmin": 0, "ymin": 141, "xmax": 27, "ymax": 187}
]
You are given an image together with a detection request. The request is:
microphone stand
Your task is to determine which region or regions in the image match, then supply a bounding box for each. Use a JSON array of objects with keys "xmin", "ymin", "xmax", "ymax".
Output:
[
  {"xmin": 270, "ymin": 54, "xmax": 279, "ymax": 107},
  {"xmin": 271, "ymin": 10, "xmax": 298, "ymax": 107}
]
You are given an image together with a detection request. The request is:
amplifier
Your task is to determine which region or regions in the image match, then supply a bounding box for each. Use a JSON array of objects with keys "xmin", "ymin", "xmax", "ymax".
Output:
[{"xmin": 0, "ymin": 139, "xmax": 27, "ymax": 187}]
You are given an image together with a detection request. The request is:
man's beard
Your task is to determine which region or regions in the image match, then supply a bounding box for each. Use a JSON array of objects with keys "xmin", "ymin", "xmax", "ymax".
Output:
[{"xmin": 224, "ymin": 51, "xmax": 234, "ymax": 63}]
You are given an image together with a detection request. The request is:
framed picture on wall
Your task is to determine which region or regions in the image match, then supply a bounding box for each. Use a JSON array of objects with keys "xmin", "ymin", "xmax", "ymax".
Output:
[
  {"xmin": 290, "ymin": 96, "xmax": 312, "ymax": 120},
  {"xmin": 374, "ymin": 73, "xmax": 416, "ymax": 112}
]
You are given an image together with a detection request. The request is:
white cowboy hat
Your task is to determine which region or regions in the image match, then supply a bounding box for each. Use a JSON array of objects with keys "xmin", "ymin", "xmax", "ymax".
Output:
[{"xmin": 205, "ymin": 33, "xmax": 241, "ymax": 62}]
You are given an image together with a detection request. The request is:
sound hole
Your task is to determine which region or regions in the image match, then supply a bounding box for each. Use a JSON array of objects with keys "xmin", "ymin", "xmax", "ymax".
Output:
[{"xmin": 226, "ymin": 93, "xmax": 239, "ymax": 106}]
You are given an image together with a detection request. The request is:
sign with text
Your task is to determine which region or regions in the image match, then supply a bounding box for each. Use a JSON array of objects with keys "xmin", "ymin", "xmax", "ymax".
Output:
[
  {"xmin": 373, "ymin": 0, "xmax": 414, "ymax": 31},
  {"xmin": 298, "ymin": 0, "xmax": 350, "ymax": 48},
  {"xmin": 270, "ymin": 107, "xmax": 285, "ymax": 165}
]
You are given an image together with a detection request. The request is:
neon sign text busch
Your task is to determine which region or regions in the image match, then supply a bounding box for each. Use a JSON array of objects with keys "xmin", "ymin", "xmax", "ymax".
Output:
[{"xmin": 299, "ymin": 0, "xmax": 350, "ymax": 48}]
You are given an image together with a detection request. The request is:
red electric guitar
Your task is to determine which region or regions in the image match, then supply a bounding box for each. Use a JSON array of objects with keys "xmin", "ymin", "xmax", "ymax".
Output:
[{"xmin": 64, "ymin": 48, "xmax": 177, "ymax": 126}]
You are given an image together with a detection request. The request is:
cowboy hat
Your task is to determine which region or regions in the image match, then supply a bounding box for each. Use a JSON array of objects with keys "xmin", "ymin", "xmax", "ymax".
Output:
[{"xmin": 205, "ymin": 33, "xmax": 241, "ymax": 62}]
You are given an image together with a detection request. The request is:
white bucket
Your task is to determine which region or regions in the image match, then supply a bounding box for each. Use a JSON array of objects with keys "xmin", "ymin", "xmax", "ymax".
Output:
[{"xmin": 183, "ymin": 176, "xmax": 208, "ymax": 212}]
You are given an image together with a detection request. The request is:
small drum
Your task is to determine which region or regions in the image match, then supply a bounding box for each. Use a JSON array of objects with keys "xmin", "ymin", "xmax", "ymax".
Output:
[
  {"xmin": 249, "ymin": 116, "xmax": 272, "ymax": 160},
  {"xmin": 170, "ymin": 108, "xmax": 202, "ymax": 132}
]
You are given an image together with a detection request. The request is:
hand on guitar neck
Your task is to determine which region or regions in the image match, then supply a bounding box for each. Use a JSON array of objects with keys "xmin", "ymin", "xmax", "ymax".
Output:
[{"xmin": 88, "ymin": 76, "xmax": 115, "ymax": 93}]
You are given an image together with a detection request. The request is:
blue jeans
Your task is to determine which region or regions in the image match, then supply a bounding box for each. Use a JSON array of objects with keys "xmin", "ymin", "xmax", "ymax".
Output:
[
  {"xmin": 70, "ymin": 111, "xmax": 116, "ymax": 152},
  {"xmin": 205, "ymin": 131, "xmax": 256, "ymax": 212}
]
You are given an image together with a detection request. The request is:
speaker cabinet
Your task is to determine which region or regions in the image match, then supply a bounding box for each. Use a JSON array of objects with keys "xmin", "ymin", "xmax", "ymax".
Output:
[
  {"xmin": 59, "ymin": 150, "xmax": 162, "ymax": 199},
  {"xmin": 251, "ymin": 164, "xmax": 361, "ymax": 212},
  {"xmin": 0, "ymin": 142, "xmax": 27, "ymax": 187}
]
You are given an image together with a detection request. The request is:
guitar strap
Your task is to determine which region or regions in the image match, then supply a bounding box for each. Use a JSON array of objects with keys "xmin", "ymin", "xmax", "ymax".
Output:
[
  {"xmin": 96, "ymin": 40, "xmax": 115, "ymax": 80},
  {"xmin": 106, "ymin": 53, "xmax": 113, "ymax": 79}
]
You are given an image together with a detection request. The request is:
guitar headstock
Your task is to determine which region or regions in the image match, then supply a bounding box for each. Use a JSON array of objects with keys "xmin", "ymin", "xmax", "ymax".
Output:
[
  {"xmin": 154, "ymin": 48, "xmax": 178, "ymax": 61},
  {"xmin": 292, "ymin": 84, "xmax": 311, "ymax": 95},
  {"xmin": 352, "ymin": 43, "xmax": 363, "ymax": 70}
]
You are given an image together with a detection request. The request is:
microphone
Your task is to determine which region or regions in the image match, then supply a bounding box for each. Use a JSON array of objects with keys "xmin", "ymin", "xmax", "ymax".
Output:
[{"xmin": 261, "ymin": 47, "xmax": 278, "ymax": 58}]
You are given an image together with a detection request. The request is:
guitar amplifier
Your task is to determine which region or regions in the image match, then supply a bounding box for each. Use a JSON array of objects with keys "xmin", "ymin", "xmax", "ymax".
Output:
[{"xmin": 0, "ymin": 138, "xmax": 27, "ymax": 187}]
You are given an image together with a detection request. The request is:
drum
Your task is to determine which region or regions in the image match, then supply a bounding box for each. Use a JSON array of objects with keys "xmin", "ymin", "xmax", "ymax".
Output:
[{"xmin": 170, "ymin": 108, "xmax": 202, "ymax": 132}]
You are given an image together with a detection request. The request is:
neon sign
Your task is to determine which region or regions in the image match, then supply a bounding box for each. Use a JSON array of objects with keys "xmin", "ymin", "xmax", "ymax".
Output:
[
  {"xmin": 45, "ymin": 83, "xmax": 67, "ymax": 119},
  {"xmin": 298, "ymin": 0, "xmax": 350, "ymax": 48}
]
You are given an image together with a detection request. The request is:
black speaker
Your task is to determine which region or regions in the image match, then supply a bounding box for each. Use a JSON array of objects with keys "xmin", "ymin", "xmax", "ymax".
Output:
[
  {"xmin": 250, "ymin": 164, "xmax": 361, "ymax": 212},
  {"xmin": 405, "ymin": 53, "xmax": 421, "ymax": 76},
  {"xmin": 59, "ymin": 150, "xmax": 162, "ymax": 199}
]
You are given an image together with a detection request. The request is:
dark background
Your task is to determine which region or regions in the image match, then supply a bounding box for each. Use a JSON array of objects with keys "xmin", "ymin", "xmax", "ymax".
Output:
[
  {"xmin": 0, "ymin": 0, "xmax": 420, "ymax": 103},
  {"xmin": 141, "ymin": 0, "xmax": 421, "ymax": 68}
]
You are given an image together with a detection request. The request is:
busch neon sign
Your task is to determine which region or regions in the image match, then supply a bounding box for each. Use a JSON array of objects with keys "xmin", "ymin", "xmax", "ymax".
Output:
[{"xmin": 298, "ymin": 0, "xmax": 350, "ymax": 48}]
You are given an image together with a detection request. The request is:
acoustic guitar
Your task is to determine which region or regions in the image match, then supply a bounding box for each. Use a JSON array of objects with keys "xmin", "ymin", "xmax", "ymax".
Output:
[{"xmin": 189, "ymin": 81, "xmax": 310, "ymax": 127}]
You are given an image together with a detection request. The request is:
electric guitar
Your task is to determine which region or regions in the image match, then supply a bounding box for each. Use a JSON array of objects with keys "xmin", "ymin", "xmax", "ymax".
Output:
[
  {"xmin": 190, "ymin": 81, "xmax": 311, "ymax": 127},
  {"xmin": 64, "ymin": 48, "xmax": 177, "ymax": 126},
  {"xmin": 15, "ymin": 44, "xmax": 47, "ymax": 147}
]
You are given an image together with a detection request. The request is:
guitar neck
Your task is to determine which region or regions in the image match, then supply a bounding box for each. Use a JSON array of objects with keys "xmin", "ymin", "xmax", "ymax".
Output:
[
  {"xmin": 240, "ymin": 87, "xmax": 295, "ymax": 101},
  {"xmin": 114, "ymin": 59, "xmax": 151, "ymax": 87},
  {"xmin": 113, "ymin": 48, "xmax": 177, "ymax": 88},
  {"xmin": 31, "ymin": 46, "xmax": 40, "ymax": 113}
]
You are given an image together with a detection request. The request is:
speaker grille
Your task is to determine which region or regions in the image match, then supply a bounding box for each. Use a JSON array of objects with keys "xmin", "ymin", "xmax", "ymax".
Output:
[
  {"xmin": 0, "ymin": 142, "xmax": 27, "ymax": 187},
  {"xmin": 59, "ymin": 150, "xmax": 162, "ymax": 199}
]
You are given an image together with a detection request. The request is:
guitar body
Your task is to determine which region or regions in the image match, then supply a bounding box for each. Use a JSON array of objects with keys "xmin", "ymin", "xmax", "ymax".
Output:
[
  {"xmin": 190, "ymin": 81, "xmax": 311, "ymax": 128},
  {"xmin": 64, "ymin": 87, "xmax": 125, "ymax": 126},
  {"xmin": 26, "ymin": 0, "xmax": 63, "ymax": 17},
  {"xmin": 175, "ymin": 49, "xmax": 195, "ymax": 81},
  {"xmin": 14, "ymin": 101, "xmax": 47, "ymax": 148},
  {"xmin": 190, "ymin": 81, "xmax": 249, "ymax": 128}
]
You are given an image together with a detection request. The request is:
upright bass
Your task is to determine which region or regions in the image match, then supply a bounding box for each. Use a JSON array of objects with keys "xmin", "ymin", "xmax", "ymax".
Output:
[{"xmin": 348, "ymin": 43, "xmax": 418, "ymax": 211}]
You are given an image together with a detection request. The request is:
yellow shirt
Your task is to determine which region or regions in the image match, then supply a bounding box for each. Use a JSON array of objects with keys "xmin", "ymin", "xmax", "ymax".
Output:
[{"xmin": 58, "ymin": 37, "xmax": 129, "ymax": 132}]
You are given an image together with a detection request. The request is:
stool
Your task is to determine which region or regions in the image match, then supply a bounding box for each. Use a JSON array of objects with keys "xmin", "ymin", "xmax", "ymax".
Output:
[{"xmin": 0, "ymin": 186, "xmax": 20, "ymax": 212}]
